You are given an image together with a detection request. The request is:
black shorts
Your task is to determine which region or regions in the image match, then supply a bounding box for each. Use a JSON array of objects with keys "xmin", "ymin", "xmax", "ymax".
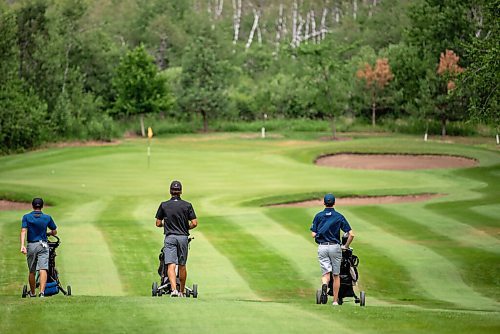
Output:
[{"xmin": 163, "ymin": 235, "xmax": 189, "ymax": 265}]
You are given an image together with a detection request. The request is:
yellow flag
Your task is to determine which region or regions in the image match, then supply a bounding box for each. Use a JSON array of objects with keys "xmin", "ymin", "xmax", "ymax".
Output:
[{"xmin": 147, "ymin": 127, "xmax": 153, "ymax": 139}]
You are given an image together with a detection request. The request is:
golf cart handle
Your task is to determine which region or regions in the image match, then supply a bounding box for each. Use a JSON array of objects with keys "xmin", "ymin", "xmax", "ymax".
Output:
[{"xmin": 46, "ymin": 234, "xmax": 60, "ymax": 243}]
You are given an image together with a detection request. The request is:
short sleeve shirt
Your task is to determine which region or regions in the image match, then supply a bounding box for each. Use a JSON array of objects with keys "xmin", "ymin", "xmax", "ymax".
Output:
[
  {"xmin": 310, "ymin": 208, "xmax": 351, "ymax": 244},
  {"xmin": 22, "ymin": 211, "xmax": 57, "ymax": 242},
  {"xmin": 155, "ymin": 196, "xmax": 197, "ymax": 236}
]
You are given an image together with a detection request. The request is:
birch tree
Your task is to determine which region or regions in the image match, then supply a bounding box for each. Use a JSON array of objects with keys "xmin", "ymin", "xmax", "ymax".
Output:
[
  {"xmin": 246, "ymin": 4, "xmax": 261, "ymax": 49},
  {"xmin": 232, "ymin": 0, "xmax": 242, "ymax": 44}
]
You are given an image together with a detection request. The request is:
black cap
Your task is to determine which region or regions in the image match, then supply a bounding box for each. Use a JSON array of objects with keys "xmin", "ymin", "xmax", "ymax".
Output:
[
  {"xmin": 170, "ymin": 180, "xmax": 182, "ymax": 192},
  {"xmin": 32, "ymin": 198, "xmax": 44, "ymax": 209}
]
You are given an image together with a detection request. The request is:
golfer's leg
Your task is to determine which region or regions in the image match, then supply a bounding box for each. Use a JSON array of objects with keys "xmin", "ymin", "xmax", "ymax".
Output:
[
  {"xmin": 177, "ymin": 235, "xmax": 189, "ymax": 294},
  {"xmin": 178, "ymin": 265, "xmax": 187, "ymax": 293},
  {"xmin": 29, "ymin": 272, "xmax": 36, "ymax": 295},
  {"xmin": 39, "ymin": 269, "xmax": 47, "ymax": 294},
  {"xmin": 167, "ymin": 263, "xmax": 177, "ymax": 291},
  {"xmin": 333, "ymin": 274, "xmax": 340, "ymax": 303},
  {"xmin": 318, "ymin": 245, "xmax": 331, "ymax": 285},
  {"xmin": 27, "ymin": 243, "xmax": 37, "ymax": 294},
  {"xmin": 321, "ymin": 272, "xmax": 330, "ymax": 285}
]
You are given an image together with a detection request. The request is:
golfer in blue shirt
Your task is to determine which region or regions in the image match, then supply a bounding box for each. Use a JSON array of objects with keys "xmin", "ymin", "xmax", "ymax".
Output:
[
  {"xmin": 20, "ymin": 198, "xmax": 57, "ymax": 297},
  {"xmin": 310, "ymin": 193, "xmax": 355, "ymax": 305}
]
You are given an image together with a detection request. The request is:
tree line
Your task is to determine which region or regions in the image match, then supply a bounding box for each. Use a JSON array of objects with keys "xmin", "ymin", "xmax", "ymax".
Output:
[{"xmin": 0, "ymin": 0, "xmax": 498, "ymax": 152}]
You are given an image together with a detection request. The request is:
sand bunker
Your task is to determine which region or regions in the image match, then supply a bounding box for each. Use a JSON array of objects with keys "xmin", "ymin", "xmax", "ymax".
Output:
[
  {"xmin": 270, "ymin": 194, "xmax": 443, "ymax": 208},
  {"xmin": 0, "ymin": 200, "xmax": 33, "ymax": 211},
  {"xmin": 315, "ymin": 154, "xmax": 477, "ymax": 170}
]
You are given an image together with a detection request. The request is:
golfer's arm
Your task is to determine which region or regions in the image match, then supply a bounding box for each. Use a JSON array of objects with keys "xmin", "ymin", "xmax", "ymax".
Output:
[
  {"xmin": 48, "ymin": 229, "xmax": 57, "ymax": 236},
  {"xmin": 20, "ymin": 228, "xmax": 27, "ymax": 248},
  {"xmin": 189, "ymin": 219, "xmax": 198, "ymax": 230},
  {"xmin": 156, "ymin": 219, "xmax": 163, "ymax": 227},
  {"xmin": 345, "ymin": 230, "xmax": 355, "ymax": 248}
]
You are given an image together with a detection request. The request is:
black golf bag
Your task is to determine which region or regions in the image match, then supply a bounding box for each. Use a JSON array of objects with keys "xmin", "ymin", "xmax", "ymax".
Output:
[
  {"xmin": 328, "ymin": 248, "xmax": 364, "ymax": 305},
  {"xmin": 22, "ymin": 235, "xmax": 72, "ymax": 298},
  {"xmin": 151, "ymin": 237, "xmax": 198, "ymax": 298},
  {"xmin": 315, "ymin": 233, "xmax": 366, "ymax": 306}
]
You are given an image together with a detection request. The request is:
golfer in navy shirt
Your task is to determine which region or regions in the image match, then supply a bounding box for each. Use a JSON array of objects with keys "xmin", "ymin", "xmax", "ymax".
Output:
[
  {"xmin": 20, "ymin": 198, "xmax": 57, "ymax": 297},
  {"xmin": 310, "ymin": 193, "xmax": 355, "ymax": 305}
]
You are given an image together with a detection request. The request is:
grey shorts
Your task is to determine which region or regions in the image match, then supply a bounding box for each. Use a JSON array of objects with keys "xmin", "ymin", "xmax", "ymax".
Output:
[
  {"xmin": 164, "ymin": 235, "xmax": 189, "ymax": 266},
  {"xmin": 27, "ymin": 241, "xmax": 49, "ymax": 273},
  {"xmin": 317, "ymin": 244, "xmax": 342, "ymax": 276}
]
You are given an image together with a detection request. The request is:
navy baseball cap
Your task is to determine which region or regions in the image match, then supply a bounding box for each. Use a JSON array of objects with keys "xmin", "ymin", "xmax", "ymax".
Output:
[
  {"xmin": 170, "ymin": 180, "xmax": 182, "ymax": 192},
  {"xmin": 324, "ymin": 193, "xmax": 335, "ymax": 206},
  {"xmin": 32, "ymin": 198, "xmax": 44, "ymax": 208}
]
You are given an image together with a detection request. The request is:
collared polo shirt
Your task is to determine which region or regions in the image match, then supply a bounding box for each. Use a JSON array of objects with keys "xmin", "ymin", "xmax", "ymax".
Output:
[
  {"xmin": 21, "ymin": 211, "xmax": 57, "ymax": 242},
  {"xmin": 310, "ymin": 208, "xmax": 351, "ymax": 244},
  {"xmin": 156, "ymin": 196, "xmax": 197, "ymax": 236}
]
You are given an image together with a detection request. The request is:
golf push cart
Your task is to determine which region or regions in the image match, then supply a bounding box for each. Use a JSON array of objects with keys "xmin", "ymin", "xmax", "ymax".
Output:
[
  {"xmin": 316, "ymin": 234, "xmax": 365, "ymax": 306},
  {"xmin": 22, "ymin": 234, "xmax": 72, "ymax": 298},
  {"xmin": 151, "ymin": 237, "xmax": 198, "ymax": 298}
]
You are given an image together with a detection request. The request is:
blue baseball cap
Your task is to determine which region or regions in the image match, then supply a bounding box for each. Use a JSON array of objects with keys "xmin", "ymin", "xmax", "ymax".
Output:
[{"xmin": 324, "ymin": 193, "xmax": 335, "ymax": 206}]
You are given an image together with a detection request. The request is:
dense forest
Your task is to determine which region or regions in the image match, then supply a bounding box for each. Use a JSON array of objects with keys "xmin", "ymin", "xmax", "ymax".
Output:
[{"xmin": 0, "ymin": 0, "xmax": 498, "ymax": 152}]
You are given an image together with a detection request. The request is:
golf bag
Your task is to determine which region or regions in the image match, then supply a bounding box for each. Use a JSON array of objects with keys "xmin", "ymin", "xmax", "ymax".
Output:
[
  {"xmin": 22, "ymin": 235, "xmax": 71, "ymax": 298},
  {"xmin": 328, "ymin": 248, "xmax": 364, "ymax": 305},
  {"xmin": 316, "ymin": 233, "xmax": 366, "ymax": 306},
  {"xmin": 151, "ymin": 237, "xmax": 198, "ymax": 298}
]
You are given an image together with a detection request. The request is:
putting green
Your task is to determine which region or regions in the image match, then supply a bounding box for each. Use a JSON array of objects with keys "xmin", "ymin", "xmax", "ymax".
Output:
[{"xmin": 0, "ymin": 134, "xmax": 499, "ymax": 333}]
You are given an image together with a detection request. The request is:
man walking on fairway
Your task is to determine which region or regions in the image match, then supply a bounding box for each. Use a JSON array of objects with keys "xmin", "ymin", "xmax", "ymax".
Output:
[
  {"xmin": 155, "ymin": 180, "xmax": 198, "ymax": 297},
  {"xmin": 20, "ymin": 198, "xmax": 58, "ymax": 297},
  {"xmin": 310, "ymin": 193, "xmax": 354, "ymax": 305}
]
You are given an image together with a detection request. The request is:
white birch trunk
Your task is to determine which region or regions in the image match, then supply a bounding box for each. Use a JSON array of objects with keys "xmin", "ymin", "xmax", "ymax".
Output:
[
  {"xmin": 215, "ymin": 0, "xmax": 224, "ymax": 18},
  {"xmin": 320, "ymin": 7, "xmax": 328, "ymax": 40},
  {"xmin": 353, "ymin": 0, "xmax": 358, "ymax": 20},
  {"xmin": 311, "ymin": 10, "xmax": 317, "ymax": 43},
  {"xmin": 291, "ymin": 0, "xmax": 298, "ymax": 47},
  {"xmin": 471, "ymin": 6, "xmax": 483, "ymax": 37},
  {"xmin": 232, "ymin": 0, "xmax": 242, "ymax": 44},
  {"xmin": 304, "ymin": 12, "xmax": 310, "ymax": 43},
  {"xmin": 368, "ymin": 0, "xmax": 377, "ymax": 17},
  {"xmin": 246, "ymin": 7, "xmax": 261, "ymax": 49},
  {"xmin": 296, "ymin": 15, "xmax": 304, "ymax": 47},
  {"xmin": 275, "ymin": 3, "xmax": 284, "ymax": 52},
  {"xmin": 333, "ymin": 1, "xmax": 341, "ymax": 24}
]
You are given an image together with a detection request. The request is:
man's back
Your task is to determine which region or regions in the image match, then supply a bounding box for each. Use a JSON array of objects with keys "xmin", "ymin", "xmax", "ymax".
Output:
[
  {"xmin": 22, "ymin": 211, "xmax": 56, "ymax": 242},
  {"xmin": 312, "ymin": 208, "xmax": 350, "ymax": 244},
  {"xmin": 156, "ymin": 197, "xmax": 196, "ymax": 236}
]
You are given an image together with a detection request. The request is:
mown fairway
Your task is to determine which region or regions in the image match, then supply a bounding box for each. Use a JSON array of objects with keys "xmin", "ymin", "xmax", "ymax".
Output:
[{"xmin": 0, "ymin": 134, "xmax": 499, "ymax": 333}]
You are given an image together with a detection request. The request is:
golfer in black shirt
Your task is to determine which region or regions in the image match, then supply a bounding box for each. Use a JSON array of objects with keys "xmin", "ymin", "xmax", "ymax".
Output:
[{"xmin": 155, "ymin": 180, "xmax": 198, "ymax": 297}]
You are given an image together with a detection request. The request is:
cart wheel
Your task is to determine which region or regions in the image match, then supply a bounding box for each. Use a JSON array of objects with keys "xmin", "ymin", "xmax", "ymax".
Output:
[
  {"xmin": 186, "ymin": 289, "xmax": 191, "ymax": 298},
  {"xmin": 22, "ymin": 285, "xmax": 28, "ymax": 298},
  {"xmin": 67, "ymin": 285, "xmax": 72, "ymax": 296},
  {"xmin": 360, "ymin": 291, "xmax": 366, "ymax": 307},
  {"xmin": 192, "ymin": 284, "xmax": 198, "ymax": 298},
  {"xmin": 315, "ymin": 289, "xmax": 321, "ymax": 304},
  {"xmin": 152, "ymin": 282, "xmax": 158, "ymax": 297}
]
